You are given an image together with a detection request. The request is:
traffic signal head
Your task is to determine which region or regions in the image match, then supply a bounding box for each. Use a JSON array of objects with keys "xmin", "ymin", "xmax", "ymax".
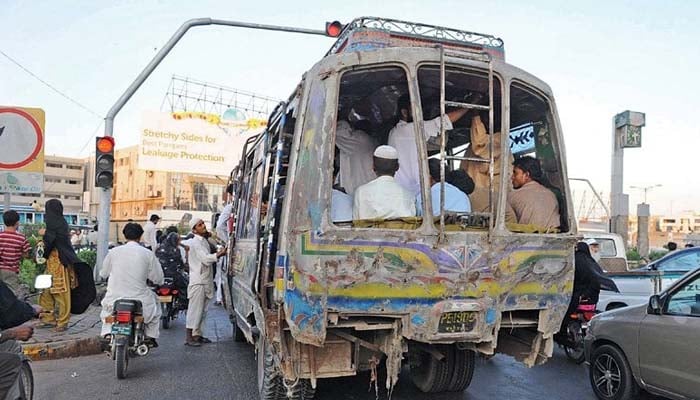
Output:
[
  {"xmin": 325, "ymin": 21, "xmax": 344, "ymax": 37},
  {"xmin": 95, "ymin": 136, "xmax": 115, "ymax": 189}
]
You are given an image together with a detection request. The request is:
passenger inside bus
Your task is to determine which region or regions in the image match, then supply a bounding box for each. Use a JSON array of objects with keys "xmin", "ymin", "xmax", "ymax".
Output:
[
  {"xmin": 507, "ymin": 156, "xmax": 560, "ymax": 232},
  {"xmin": 352, "ymin": 145, "xmax": 416, "ymax": 220},
  {"xmin": 335, "ymin": 115, "xmax": 377, "ymax": 195},
  {"xmin": 389, "ymin": 94, "xmax": 470, "ymax": 196},
  {"xmin": 331, "ymin": 157, "xmax": 353, "ymax": 222},
  {"xmin": 416, "ymin": 158, "xmax": 471, "ymax": 217}
]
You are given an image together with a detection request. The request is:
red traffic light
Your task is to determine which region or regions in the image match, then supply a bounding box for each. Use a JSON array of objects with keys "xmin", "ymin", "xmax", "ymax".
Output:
[
  {"xmin": 325, "ymin": 21, "xmax": 344, "ymax": 37},
  {"xmin": 96, "ymin": 136, "xmax": 115, "ymax": 153}
]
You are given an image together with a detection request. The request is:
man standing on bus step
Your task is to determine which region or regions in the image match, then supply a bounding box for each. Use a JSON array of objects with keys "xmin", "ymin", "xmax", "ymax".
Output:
[
  {"xmin": 182, "ymin": 218, "xmax": 226, "ymax": 347},
  {"xmin": 0, "ymin": 211, "xmax": 31, "ymax": 295},
  {"xmin": 214, "ymin": 183, "xmax": 234, "ymax": 305},
  {"xmin": 388, "ymin": 94, "xmax": 470, "ymax": 196},
  {"xmin": 143, "ymin": 214, "xmax": 160, "ymax": 252},
  {"xmin": 353, "ymin": 145, "xmax": 415, "ymax": 220}
]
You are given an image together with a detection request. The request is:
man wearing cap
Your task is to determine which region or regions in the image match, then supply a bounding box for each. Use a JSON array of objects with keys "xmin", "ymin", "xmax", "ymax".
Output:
[
  {"xmin": 353, "ymin": 145, "xmax": 416, "ymax": 220},
  {"xmin": 584, "ymin": 238, "xmax": 602, "ymax": 263},
  {"xmin": 388, "ymin": 94, "xmax": 470, "ymax": 195},
  {"xmin": 181, "ymin": 218, "xmax": 226, "ymax": 346}
]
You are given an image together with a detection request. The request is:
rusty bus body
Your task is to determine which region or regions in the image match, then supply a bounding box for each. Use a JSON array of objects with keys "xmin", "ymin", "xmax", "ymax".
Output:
[{"xmin": 223, "ymin": 17, "xmax": 576, "ymax": 399}]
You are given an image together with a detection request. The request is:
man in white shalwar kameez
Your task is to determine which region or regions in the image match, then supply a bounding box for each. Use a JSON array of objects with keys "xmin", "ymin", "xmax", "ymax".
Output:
[
  {"xmin": 182, "ymin": 217, "xmax": 226, "ymax": 346},
  {"xmin": 388, "ymin": 94, "xmax": 469, "ymax": 196},
  {"xmin": 353, "ymin": 145, "xmax": 416, "ymax": 220},
  {"xmin": 100, "ymin": 223, "xmax": 164, "ymax": 345}
]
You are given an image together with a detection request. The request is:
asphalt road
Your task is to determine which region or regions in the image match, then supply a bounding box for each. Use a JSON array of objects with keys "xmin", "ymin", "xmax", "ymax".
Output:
[{"xmin": 32, "ymin": 304, "xmax": 657, "ymax": 400}]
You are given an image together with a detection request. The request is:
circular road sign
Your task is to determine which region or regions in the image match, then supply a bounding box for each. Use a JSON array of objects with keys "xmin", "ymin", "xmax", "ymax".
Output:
[{"xmin": 0, "ymin": 107, "xmax": 43, "ymax": 169}]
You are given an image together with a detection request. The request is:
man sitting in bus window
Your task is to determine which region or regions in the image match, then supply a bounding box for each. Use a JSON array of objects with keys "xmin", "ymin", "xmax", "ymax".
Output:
[
  {"xmin": 416, "ymin": 159, "xmax": 471, "ymax": 217},
  {"xmin": 388, "ymin": 94, "xmax": 469, "ymax": 196},
  {"xmin": 353, "ymin": 145, "xmax": 415, "ymax": 220},
  {"xmin": 507, "ymin": 156, "xmax": 560, "ymax": 231},
  {"xmin": 335, "ymin": 115, "xmax": 377, "ymax": 195}
]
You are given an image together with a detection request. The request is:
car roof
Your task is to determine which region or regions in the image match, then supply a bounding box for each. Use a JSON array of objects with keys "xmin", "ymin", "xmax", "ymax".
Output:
[{"xmin": 649, "ymin": 247, "xmax": 700, "ymax": 270}]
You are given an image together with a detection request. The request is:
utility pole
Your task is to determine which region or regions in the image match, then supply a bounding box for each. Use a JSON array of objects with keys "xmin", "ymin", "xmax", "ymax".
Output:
[
  {"xmin": 630, "ymin": 184, "xmax": 660, "ymax": 258},
  {"xmin": 95, "ymin": 18, "xmax": 337, "ymax": 280},
  {"xmin": 610, "ymin": 111, "xmax": 645, "ymax": 247}
]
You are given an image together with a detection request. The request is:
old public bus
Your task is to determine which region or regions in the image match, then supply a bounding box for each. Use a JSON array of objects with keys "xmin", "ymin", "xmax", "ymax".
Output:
[{"xmin": 223, "ymin": 17, "xmax": 576, "ymax": 399}]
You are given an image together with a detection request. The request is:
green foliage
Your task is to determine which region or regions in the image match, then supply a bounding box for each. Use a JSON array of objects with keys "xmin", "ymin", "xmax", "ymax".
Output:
[
  {"xmin": 76, "ymin": 248, "xmax": 97, "ymax": 269},
  {"xmin": 626, "ymin": 247, "xmax": 641, "ymax": 261},
  {"xmin": 19, "ymin": 258, "xmax": 44, "ymax": 290},
  {"xmin": 649, "ymin": 250, "xmax": 667, "ymax": 261}
]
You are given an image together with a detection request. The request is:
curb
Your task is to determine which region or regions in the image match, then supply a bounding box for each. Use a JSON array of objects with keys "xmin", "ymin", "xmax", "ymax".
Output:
[{"xmin": 22, "ymin": 336, "xmax": 103, "ymax": 361}]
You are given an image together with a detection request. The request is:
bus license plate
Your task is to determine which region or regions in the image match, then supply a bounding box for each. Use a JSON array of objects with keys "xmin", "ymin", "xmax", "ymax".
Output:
[
  {"xmin": 438, "ymin": 311, "xmax": 477, "ymax": 333},
  {"xmin": 111, "ymin": 324, "xmax": 131, "ymax": 335},
  {"xmin": 158, "ymin": 295, "xmax": 173, "ymax": 302}
]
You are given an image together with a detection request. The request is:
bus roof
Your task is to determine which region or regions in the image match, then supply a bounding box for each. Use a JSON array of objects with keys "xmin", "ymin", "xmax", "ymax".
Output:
[{"xmin": 326, "ymin": 16, "xmax": 505, "ymax": 61}]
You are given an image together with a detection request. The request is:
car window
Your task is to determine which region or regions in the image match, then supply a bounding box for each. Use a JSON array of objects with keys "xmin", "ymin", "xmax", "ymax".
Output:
[
  {"xmin": 657, "ymin": 250, "xmax": 700, "ymax": 272},
  {"xmin": 596, "ymin": 238, "xmax": 617, "ymax": 257},
  {"xmin": 666, "ymin": 274, "xmax": 700, "ymax": 317}
]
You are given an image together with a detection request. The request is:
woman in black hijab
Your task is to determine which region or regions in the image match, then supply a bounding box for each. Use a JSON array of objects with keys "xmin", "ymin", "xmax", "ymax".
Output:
[
  {"xmin": 38, "ymin": 199, "xmax": 81, "ymax": 331},
  {"xmin": 568, "ymin": 241, "xmax": 619, "ymax": 314}
]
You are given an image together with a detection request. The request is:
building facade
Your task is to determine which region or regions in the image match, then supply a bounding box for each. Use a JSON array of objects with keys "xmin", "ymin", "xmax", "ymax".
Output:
[
  {"xmin": 86, "ymin": 145, "xmax": 227, "ymax": 240},
  {"xmin": 4, "ymin": 155, "xmax": 87, "ymax": 220}
]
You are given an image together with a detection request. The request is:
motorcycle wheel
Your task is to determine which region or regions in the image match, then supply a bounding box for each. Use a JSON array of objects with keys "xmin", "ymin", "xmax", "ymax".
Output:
[
  {"xmin": 115, "ymin": 344, "xmax": 129, "ymax": 379},
  {"xmin": 161, "ymin": 302, "xmax": 172, "ymax": 330},
  {"xmin": 563, "ymin": 320, "xmax": 585, "ymax": 364},
  {"xmin": 19, "ymin": 359, "xmax": 34, "ymax": 400}
]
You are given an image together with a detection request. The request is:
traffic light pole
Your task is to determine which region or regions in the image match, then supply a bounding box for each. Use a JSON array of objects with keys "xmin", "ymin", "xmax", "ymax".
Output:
[{"xmin": 95, "ymin": 18, "xmax": 328, "ymax": 280}]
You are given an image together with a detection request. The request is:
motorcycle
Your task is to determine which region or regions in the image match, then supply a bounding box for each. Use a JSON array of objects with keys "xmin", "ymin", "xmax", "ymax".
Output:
[
  {"xmin": 104, "ymin": 299, "xmax": 152, "ymax": 379},
  {"xmin": 556, "ymin": 301, "xmax": 597, "ymax": 364},
  {"xmin": 155, "ymin": 276, "xmax": 188, "ymax": 329}
]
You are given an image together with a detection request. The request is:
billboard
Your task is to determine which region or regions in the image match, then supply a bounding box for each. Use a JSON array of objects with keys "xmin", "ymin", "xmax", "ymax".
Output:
[
  {"xmin": 0, "ymin": 106, "xmax": 45, "ymax": 194},
  {"xmin": 138, "ymin": 111, "xmax": 265, "ymax": 176}
]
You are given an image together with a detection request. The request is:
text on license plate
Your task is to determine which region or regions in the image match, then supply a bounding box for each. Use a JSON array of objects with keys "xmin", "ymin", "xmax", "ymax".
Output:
[
  {"xmin": 111, "ymin": 324, "xmax": 131, "ymax": 335},
  {"xmin": 158, "ymin": 295, "xmax": 173, "ymax": 302},
  {"xmin": 438, "ymin": 311, "xmax": 477, "ymax": 333}
]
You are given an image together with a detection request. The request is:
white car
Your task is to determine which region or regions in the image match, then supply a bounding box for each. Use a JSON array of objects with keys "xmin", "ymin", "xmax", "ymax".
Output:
[{"xmin": 597, "ymin": 247, "xmax": 700, "ymax": 311}]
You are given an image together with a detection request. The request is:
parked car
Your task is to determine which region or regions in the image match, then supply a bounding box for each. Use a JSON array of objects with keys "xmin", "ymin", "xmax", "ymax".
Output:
[
  {"xmin": 584, "ymin": 267, "xmax": 700, "ymax": 400},
  {"xmin": 597, "ymin": 247, "xmax": 700, "ymax": 311},
  {"xmin": 581, "ymin": 231, "xmax": 627, "ymax": 273}
]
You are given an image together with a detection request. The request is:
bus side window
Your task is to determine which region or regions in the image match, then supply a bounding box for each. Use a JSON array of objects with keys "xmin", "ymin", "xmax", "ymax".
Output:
[
  {"xmin": 237, "ymin": 149, "xmax": 265, "ymax": 240},
  {"xmin": 507, "ymin": 83, "xmax": 569, "ymax": 234}
]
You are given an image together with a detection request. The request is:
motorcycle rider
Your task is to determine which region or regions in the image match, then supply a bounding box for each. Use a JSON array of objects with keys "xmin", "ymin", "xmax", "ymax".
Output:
[
  {"xmin": 0, "ymin": 280, "xmax": 40, "ymax": 399},
  {"xmin": 568, "ymin": 239, "xmax": 617, "ymax": 315},
  {"xmin": 155, "ymin": 232, "xmax": 189, "ymax": 303},
  {"xmin": 100, "ymin": 223, "xmax": 164, "ymax": 347}
]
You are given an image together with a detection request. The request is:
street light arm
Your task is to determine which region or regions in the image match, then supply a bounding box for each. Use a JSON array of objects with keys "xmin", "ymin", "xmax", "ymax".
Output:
[{"xmin": 96, "ymin": 17, "xmax": 331, "ymax": 281}]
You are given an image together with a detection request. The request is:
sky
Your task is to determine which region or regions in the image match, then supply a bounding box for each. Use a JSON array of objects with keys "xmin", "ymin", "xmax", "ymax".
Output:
[{"xmin": 1, "ymin": 0, "xmax": 698, "ymax": 216}]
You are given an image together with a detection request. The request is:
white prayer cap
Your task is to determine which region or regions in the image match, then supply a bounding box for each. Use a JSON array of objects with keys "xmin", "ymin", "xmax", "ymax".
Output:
[
  {"xmin": 373, "ymin": 145, "xmax": 399, "ymax": 160},
  {"xmin": 584, "ymin": 238, "xmax": 599, "ymax": 246},
  {"xmin": 189, "ymin": 217, "xmax": 204, "ymax": 230}
]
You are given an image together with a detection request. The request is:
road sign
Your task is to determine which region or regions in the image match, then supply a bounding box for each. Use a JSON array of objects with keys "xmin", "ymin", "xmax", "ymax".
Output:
[{"xmin": 0, "ymin": 106, "xmax": 45, "ymax": 193}]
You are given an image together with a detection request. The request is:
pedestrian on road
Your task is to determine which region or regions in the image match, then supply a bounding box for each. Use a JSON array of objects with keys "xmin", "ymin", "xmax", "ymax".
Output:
[
  {"xmin": 143, "ymin": 214, "xmax": 161, "ymax": 252},
  {"xmin": 182, "ymin": 218, "xmax": 226, "ymax": 347},
  {"xmin": 100, "ymin": 223, "xmax": 164, "ymax": 347},
  {"xmin": 38, "ymin": 199, "xmax": 81, "ymax": 332},
  {"xmin": 0, "ymin": 210, "xmax": 31, "ymax": 295}
]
